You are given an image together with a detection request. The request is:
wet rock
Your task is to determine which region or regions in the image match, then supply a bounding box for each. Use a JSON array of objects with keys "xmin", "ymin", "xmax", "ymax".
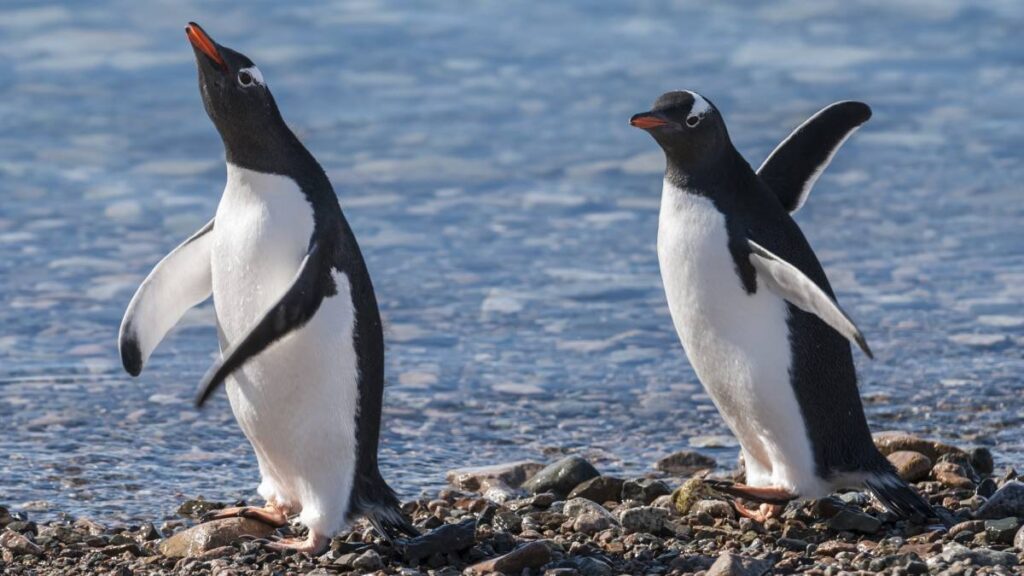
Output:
[
  {"xmin": 446, "ymin": 461, "xmax": 544, "ymax": 503},
  {"xmin": 984, "ymin": 517, "xmax": 1019, "ymax": 544},
  {"xmin": 655, "ymin": 450, "xmax": 717, "ymax": 475},
  {"xmin": 888, "ymin": 451, "xmax": 932, "ymax": 482},
  {"xmin": 0, "ymin": 530, "xmax": 43, "ymax": 557},
  {"xmin": 353, "ymin": 549, "xmax": 383, "ymax": 571},
  {"xmin": 157, "ymin": 518, "xmax": 275, "ymax": 558},
  {"xmin": 468, "ymin": 541, "xmax": 551, "ymax": 574},
  {"xmin": 563, "ymin": 498, "xmax": 613, "ymax": 520},
  {"xmin": 971, "ymin": 447, "xmax": 995, "ymax": 475},
  {"xmin": 827, "ymin": 509, "xmax": 881, "ymax": 534},
  {"xmin": 672, "ymin": 477, "xmax": 705, "ymax": 515},
  {"xmin": 618, "ymin": 506, "xmax": 667, "ymax": 534},
  {"xmin": 620, "ymin": 478, "xmax": 671, "ymax": 504},
  {"xmin": 706, "ymin": 551, "xmax": 774, "ymax": 576},
  {"xmin": 691, "ymin": 499, "xmax": 735, "ymax": 519},
  {"xmin": 567, "ymin": 476, "xmax": 624, "ymax": 504},
  {"xmin": 402, "ymin": 518, "xmax": 476, "ymax": 562},
  {"xmin": 176, "ymin": 498, "xmax": 226, "ymax": 519},
  {"xmin": 933, "ymin": 461, "xmax": 975, "ymax": 488},
  {"xmin": 976, "ymin": 481, "xmax": 1024, "ymax": 519},
  {"xmin": 873, "ymin": 431, "xmax": 966, "ymax": 462},
  {"xmin": 522, "ymin": 456, "xmax": 599, "ymax": 497},
  {"xmin": 73, "ymin": 517, "xmax": 105, "ymax": 536}
]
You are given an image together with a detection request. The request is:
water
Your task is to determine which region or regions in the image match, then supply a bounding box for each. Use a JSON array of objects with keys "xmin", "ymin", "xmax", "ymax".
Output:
[{"xmin": 1, "ymin": 1, "xmax": 1021, "ymax": 525}]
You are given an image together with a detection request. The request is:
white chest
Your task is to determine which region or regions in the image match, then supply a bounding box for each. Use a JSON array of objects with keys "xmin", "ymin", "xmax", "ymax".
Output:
[
  {"xmin": 657, "ymin": 181, "xmax": 816, "ymax": 491},
  {"xmin": 211, "ymin": 164, "xmax": 316, "ymax": 340}
]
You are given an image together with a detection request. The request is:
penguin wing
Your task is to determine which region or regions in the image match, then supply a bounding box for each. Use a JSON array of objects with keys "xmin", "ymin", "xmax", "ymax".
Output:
[
  {"xmin": 194, "ymin": 239, "xmax": 328, "ymax": 407},
  {"xmin": 118, "ymin": 219, "xmax": 215, "ymax": 376},
  {"xmin": 756, "ymin": 101, "xmax": 871, "ymax": 213},
  {"xmin": 747, "ymin": 239, "xmax": 873, "ymax": 358}
]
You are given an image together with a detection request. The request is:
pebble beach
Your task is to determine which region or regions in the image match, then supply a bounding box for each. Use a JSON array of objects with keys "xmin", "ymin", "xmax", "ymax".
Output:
[{"xmin": 3, "ymin": 432, "xmax": 1023, "ymax": 575}]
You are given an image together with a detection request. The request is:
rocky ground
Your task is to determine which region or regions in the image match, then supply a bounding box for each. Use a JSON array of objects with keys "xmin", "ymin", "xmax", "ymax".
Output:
[{"xmin": 2, "ymin": 432, "xmax": 1023, "ymax": 575}]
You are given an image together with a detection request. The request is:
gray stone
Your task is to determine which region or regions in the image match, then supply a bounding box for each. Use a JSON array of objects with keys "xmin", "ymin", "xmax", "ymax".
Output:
[
  {"xmin": 618, "ymin": 506, "xmax": 668, "ymax": 534},
  {"xmin": 621, "ymin": 478, "xmax": 671, "ymax": 504},
  {"xmin": 563, "ymin": 498, "xmax": 614, "ymax": 520},
  {"xmin": 567, "ymin": 476, "xmax": 624, "ymax": 504},
  {"xmin": 573, "ymin": 513, "xmax": 614, "ymax": 535},
  {"xmin": 977, "ymin": 481, "xmax": 1024, "ymax": 519},
  {"xmin": 706, "ymin": 551, "xmax": 774, "ymax": 576},
  {"xmin": 691, "ymin": 499, "xmax": 735, "ymax": 519},
  {"xmin": 827, "ymin": 509, "xmax": 881, "ymax": 534},
  {"xmin": 446, "ymin": 461, "xmax": 544, "ymax": 492},
  {"xmin": 353, "ymin": 549, "xmax": 383, "ymax": 571},
  {"xmin": 654, "ymin": 450, "xmax": 717, "ymax": 475},
  {"xmin": 522, "ymin": 456, "xmax": 599, "ymax": 497},
  {"xmin": 927, "ymin": 543, "xmax": 1018, "ymax": 568},
  {"xmin": 1014, "ymin": 524, "xmax": 1024, "ymax": 550},
  {"xmin": 157, "ymin": 518, "xmax": 275, "ymax": 558}
]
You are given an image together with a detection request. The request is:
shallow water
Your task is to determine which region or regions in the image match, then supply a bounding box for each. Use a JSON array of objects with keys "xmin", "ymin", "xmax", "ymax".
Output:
[{"xmin": 1, "ymin": 1, "xmax": 1021, "ymax": 525}]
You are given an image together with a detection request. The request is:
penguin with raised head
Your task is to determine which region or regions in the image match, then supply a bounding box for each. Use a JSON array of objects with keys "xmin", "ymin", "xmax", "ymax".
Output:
[
  {"xmin": 118, "ymin": 23, "xmax": 415, "ymax": 552},
  {"xmin": 630, "ymin": 91, "xmax": 936, "ymax": 523}
]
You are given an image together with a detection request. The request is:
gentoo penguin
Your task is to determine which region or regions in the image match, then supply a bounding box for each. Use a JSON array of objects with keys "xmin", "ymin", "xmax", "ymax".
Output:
[
  {"xmin": 118, "ymin": 23, "xmax": 414, "ymax": 552},
  {"xmin": 630, "ymin": 91, "xmax": 936, "ymax": 523}
]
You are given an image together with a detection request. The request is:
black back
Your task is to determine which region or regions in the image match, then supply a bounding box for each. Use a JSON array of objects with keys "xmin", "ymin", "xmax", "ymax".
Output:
[{"xmin": 190, "ymin": 24, "xmax": 399, "ymax": 517}]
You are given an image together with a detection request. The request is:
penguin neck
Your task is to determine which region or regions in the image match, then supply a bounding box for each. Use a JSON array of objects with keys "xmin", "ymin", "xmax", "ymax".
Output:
[{"xmin": 663, "ymin": 145, "xmax": 756, "ymax": 200}]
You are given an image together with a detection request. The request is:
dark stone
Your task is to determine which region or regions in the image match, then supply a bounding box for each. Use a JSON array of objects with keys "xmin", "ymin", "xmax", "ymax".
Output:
[
  {"xmin": 522, "ymin": 456, "xmax": 600, "ymax": 497},
  {"xmin": 402, "ymin": 518, "xmax": 476, "ymax": 563},
  {"xmin": 827, "ymin": 509, "xmax": 881, "ymax": 534},
  {"xmin": 654, "ymin": 450, "xmax": 717, "ymax": 475},
  {"xmin": 574, "ymin": 556, "xmax": 614, "ymax": 576},
  {"xmin": 983, "ymin": 517, "xmax": 1019, "ymax": 544},
  {"xmin": 175, "ymin": 499, "xmax": 225, "ymax": 519},
  {"xmin": 971, "ymin": 447, "xmax": 995, "ymax": 475},
  {"xmin": 567, "ymin": 477, "xmax": 624, "ymax": 504},
  {"xmin": 353, "ymin": 549, "xmax": 383, "ymax": 571},
  {"xmin": 468, "ymin": 541, "xmax": 551, "ymax": 574},
  {"xmin": 621, "ymin": 478, "xmax": 671, "ymax": 504}
]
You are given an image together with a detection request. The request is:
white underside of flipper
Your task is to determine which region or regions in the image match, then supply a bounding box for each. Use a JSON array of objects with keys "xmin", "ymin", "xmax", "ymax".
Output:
[
  {"xmin": 211, "ymin": 163, "xmax": 359, "ymax": 537},
  {"xmin": 657, "ymin": 180, "xmax": 829, "ymax": 498}
]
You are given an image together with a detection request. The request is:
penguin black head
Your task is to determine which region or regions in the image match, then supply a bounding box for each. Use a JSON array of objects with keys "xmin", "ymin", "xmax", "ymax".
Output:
[
  {"xmin": 186, "ymin": 23, "xmax": 288, "ymax": 159},
  {"xmin": 630, "ymin": 90, "xmax": 731, "ymax": 171}
]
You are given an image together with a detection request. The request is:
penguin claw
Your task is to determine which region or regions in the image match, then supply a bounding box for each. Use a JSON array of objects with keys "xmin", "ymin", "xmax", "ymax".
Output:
[
  {"xmin": 266, "ymin": 533, "xmax": 329, "ymax": 555},
  {"xmin": 201, "ymin": 505, "xmax": 289, "ymax": 527}
]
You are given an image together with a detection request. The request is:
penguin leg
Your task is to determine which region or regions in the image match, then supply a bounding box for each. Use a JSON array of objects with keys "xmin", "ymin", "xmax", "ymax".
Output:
[
  {"xmin": 202, "ymin": 504, "xmax": 290, "ymax": 527},
  {"xmin": 266, "ymin": 531, "xmax": 330, "ymax": 555},
  {"xmin": 704, "ymin": 480, "xmax": 796, "ymax": 505},
  {"xmin": 732, "ymin": 500, "xmax": 786, "ymax": 523}
]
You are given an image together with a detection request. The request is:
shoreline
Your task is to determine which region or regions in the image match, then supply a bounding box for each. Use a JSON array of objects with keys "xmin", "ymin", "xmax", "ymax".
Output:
[{"xmin": 3, "ymin": 432, "xmax": 1022, "ymax": 575}]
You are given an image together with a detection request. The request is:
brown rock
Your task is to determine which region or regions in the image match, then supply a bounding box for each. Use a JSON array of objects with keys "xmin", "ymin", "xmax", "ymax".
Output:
[
  {"xmin": 933, "ymin": 461, "xmax": 975, "ymax": 489},
  {"xmin": 873, "ymin": 431, "xmax": 966, "ymax": 462},
  {"xmin": 157, "ymin": 518, "xmax": 275, "ymax": 558},
  {"xmin": 814, "ymin": 541, "xmax": 858, "ymax": 557},
  {"xmin": 888, "ymin": 451, "xmax": 933, "ymax": 482},
  {"xmin": 468, "ymin": 541, "xmax": 552, "ymax": 574},
  {"xmin": 0, "ymin": 530, "xmax": 43, "ymax": 557}
]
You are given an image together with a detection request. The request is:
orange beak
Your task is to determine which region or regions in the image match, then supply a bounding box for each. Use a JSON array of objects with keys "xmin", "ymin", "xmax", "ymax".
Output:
[
  {"xmin": 186, "ymin": 22, "xmax": 226, "ymax": 71},
  {"xmin": 630, "ymin": 113, "xmax": 668, "ymax": 129}
]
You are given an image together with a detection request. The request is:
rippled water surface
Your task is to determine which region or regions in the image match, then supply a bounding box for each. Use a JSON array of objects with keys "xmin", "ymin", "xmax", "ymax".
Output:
[{"xmin": 1, "ymin": 1, "xmax": 1022, "ymax": 524}]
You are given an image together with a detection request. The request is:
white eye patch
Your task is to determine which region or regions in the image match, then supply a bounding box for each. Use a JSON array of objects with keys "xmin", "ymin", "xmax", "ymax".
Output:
[
  {"xmin": 238, "ymin": 66, "xmax": 265, "ymax": 86},
  {"xmin": 685, "ymin": 90, "xmax": 710, "ymax": 126}
]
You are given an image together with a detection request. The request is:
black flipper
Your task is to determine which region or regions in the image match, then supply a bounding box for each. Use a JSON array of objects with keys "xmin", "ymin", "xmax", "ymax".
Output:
[
  {"xmin": 194, "ymin": 240, "xmax": 331, "ymax": 407},
  {"xmin": 757, "ymin": 101, "xmax": 872, "ymax": 213},
  {"xmin": 864, "ymin": 469, "xmax": 939, "ymax": 524}
]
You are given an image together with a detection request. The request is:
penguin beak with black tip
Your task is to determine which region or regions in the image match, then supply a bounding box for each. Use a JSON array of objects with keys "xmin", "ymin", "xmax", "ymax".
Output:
[
  {"xmin": 186, "ymin": 22, "xmax": 227, "ymax": 73},
  {"xmin": 630, "ymin": 111, "xmax": 671, "ymax": 131}
]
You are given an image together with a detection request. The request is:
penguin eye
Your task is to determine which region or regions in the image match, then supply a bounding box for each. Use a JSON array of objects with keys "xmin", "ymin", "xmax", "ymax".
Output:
[
  {"xmin": 237, "ymin": 71, "xmax": 253, "ymax": 87},
  {"xmin": 686, "ymin": 115, "xmax": 701, "ymax": 128}
]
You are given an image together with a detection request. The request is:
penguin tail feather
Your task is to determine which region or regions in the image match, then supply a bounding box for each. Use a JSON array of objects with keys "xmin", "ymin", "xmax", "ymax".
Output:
[
  {"xmin": 863, "ymin": 469, "xmax": 940, "ymax": 525},
  {"xmin": 364, "ymin": 502, "xmax": 419, "ymax": 543}
]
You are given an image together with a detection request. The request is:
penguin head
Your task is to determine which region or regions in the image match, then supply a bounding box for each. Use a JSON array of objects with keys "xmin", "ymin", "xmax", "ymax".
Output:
[
  {"xmin": 186, "ymin": 23, "xmax": 285, "ymax": 150},
  {"xmin": 630, "ymin": 91, "xmax": 730, "ymax": 170}
]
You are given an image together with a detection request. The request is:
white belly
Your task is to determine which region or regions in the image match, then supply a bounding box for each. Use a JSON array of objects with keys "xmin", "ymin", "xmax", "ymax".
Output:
[
  {"xmin": 657, "ymin": 180, "xmax": 823, "ymax": 495},
  {"xmin": 210, "ymin": 164, "xmax": 358, "ymax": 535}
]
